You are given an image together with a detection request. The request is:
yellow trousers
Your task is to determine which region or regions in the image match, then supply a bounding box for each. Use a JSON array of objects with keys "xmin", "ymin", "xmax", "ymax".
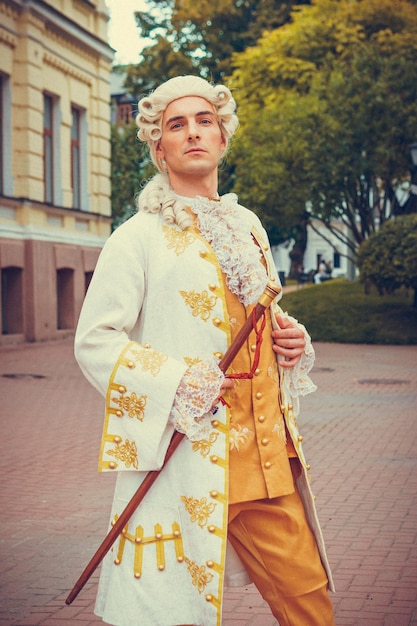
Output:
[{"xmin": 228, "ymin": 462, "xmax": 335, "ymax": 626}]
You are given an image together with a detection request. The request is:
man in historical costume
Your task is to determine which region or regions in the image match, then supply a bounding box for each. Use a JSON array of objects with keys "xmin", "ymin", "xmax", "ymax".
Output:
[{"xmin": 74, "ymin": 75, "xmax": 335, "ymax": 626}]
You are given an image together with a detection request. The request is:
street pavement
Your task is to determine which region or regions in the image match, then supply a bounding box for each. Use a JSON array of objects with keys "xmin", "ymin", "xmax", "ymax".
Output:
[{"xmin": 0, "ymin": 336, "xmax": 416, "ymax": 626}]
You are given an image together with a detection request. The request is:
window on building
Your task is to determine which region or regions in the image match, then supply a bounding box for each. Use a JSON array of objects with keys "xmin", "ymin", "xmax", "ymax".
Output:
[
  {"xmin": 57, "ymin": 268, "xmax": 74, "ymax": 330},
  {"xmin": 1, "ymin": 267, "xmax": 23, "ymax": 335},
  {"xmin": 333, "ymin": 251, "xmax": 341, "ymax": 269},
  {"xmin": 71, "ymin": 106, "xmax": 81, "ymax": 209},
  {"xmin": 1, "ymin": 73, "xmax": 12, "ymax": 197},
  {"xmin": 85, "ymin": 271, "xmax": 93, "ymax": 293},
  {"xmin": 44, "ymin": 94, "xmax": 54, "ymax": 203},
  {"xmin": 117, "ymin": 102, "xmax": 133, "ymax": 124},
  {"xmin": 0, "ymin": 74, "xmax": 3, "ymax": 195}
]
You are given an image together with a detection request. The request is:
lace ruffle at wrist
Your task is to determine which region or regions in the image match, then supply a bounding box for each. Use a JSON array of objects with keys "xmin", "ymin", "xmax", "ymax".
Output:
[
  {"xmin": 284, "ymin": 317, "xmax": 317, "ymax": 397},
  {"xmin": 169, "ymin": 359, "xmax": 224, "ymax": 442}
]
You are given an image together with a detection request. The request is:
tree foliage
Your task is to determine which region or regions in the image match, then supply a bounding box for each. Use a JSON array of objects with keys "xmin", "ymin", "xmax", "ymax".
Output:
[
  {"xmin": 357, "ymin": 214, "xmax": 417, "ymax": 306},
  {"xmin": 110, "ymin": 120, "xmax": 154, "ymax": 229},
  {"xmin": 124, "ymin": 0, "xmax": 309, "ymax": 96},
  {"xmin": 228, "ymin": 0, "xmax": 417, "ymax": 264}
]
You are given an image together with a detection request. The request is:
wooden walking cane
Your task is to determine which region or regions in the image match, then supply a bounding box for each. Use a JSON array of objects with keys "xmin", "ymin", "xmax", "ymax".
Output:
[{"xmin": 65, "ymin": 281, "xmax": 281, "ymax": 606}]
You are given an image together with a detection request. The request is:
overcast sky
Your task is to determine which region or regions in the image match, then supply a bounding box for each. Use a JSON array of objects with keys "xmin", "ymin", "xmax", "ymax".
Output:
[{"xmin": 105, "ymin": 0, "xmax": 149, "ymax": 64}]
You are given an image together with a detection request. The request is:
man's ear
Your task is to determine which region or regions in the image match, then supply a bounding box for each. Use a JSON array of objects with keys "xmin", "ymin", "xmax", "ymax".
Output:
[{"xmin": 156, "ymin": 141, "xmax": 164, "ymax": 159}]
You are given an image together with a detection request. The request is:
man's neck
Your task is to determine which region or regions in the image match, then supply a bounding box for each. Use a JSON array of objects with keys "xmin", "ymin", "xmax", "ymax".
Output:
[{"xmin": 168, "ymin": 172, "xmax": 219, "ymax": 199}]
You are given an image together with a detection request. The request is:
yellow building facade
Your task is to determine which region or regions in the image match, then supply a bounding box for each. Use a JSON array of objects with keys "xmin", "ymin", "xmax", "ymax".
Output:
[{"xmin": 0, "ymin": 0, "xmax": 114, "ymax": 344}]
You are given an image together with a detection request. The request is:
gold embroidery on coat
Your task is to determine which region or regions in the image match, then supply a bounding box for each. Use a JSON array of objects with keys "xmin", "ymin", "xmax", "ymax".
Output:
[
  {"xmin": 184, "ymin": 356, "xmax": 203, "ymax": 368},
  {"xmin": 184, "ymin": 557, "xmax": 214, "ymax": 593},
  {"xmin": 181, "ymin": 496, "xmax": 216, "ymax": 528},
  {"xmin": 192, "ymin": 431, "xmax": 219, "ymax": 457},
  {"xmin": 131, "ymin": 347, "xmax": 168, "ymax": 377},
  {"xmin": 112, "ymin": 518, "xmax": 184, "ymax": 578},
  {"xmin": 163, "ymin": 225, "xmax": 196, "ymax": 255},
  {"xmin": 229, "ymin": 424, "xmax": 253, "ymax": 451},
  {"xmin": 112, "ymin": 391, "xmax": 147, "ymax": 421},
  {"xmin": 179, "ymin": 289, "xmax": 217, "ymax": 321},
  {"xmin": 272, "ymin": 420, "xmax": 287, "ymax": 443},
  {"xmin": 107, "ymin": 439, "xmax": 138, "ymax": 469}
]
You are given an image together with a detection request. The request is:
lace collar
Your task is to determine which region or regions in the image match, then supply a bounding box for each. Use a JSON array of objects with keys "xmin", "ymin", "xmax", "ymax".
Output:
[{"xmin": 175, "ymin": 193, "xmax": 267, "ymax": 306}]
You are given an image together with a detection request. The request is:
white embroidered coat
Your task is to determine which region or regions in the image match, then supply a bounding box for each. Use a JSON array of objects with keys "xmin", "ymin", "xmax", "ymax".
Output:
[{"xmin": 74, "ymin": 203, "xmax": 334, "ymax": 626}]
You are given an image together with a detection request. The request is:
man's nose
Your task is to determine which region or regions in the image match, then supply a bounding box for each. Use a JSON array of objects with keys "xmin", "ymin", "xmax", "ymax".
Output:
[{"xmin": 188, "ymin": 122, "xmax": 200, "ymax": 139}]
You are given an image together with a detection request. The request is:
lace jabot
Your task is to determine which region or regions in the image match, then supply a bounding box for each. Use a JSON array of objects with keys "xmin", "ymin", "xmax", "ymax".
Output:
[{"xmin": 176, "ymin": 193, "xmax": 268, "ymax": 307}]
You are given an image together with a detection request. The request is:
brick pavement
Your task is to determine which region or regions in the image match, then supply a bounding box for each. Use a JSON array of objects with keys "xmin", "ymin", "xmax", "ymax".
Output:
[{"xmin": 0, "ymin": 338, "xmax": 416, "ymax": 626}]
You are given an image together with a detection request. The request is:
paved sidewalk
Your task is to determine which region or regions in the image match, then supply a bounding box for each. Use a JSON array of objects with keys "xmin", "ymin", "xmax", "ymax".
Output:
[{"xmin": 0, "ymin": 338, "xmax": 416, "ymax": 626}]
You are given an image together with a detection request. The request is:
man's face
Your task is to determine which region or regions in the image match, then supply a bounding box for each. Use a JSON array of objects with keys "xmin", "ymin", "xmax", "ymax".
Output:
[{"xmin": 156, "ymin": 96, "xmax": 226, "ymax": 181}]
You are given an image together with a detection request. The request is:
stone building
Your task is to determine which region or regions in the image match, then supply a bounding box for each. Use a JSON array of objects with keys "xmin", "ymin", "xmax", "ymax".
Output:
[{"xmin": 0, "ymin": 0, "xmax": 113, "ymax": 344}]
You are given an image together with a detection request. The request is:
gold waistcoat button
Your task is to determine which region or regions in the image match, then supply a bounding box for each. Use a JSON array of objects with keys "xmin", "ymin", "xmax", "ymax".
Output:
[
  {"xmin": 213, "ymin": 318, "xmax": 221, "ymax": 326},
  {"xmin": 114, "ymin": 436, "xmax": 122, "ymax": 443},
  {"xmin": 208, "ymin": 525, "xmax": 216, "ymax": 533},
  {"xmin": 298, "ymin": 435, "xmax": 304, "ymax": 442},
  {"xmin": 264, "ymin": 461, "xmax": 272, "ymax": 469},
  {"xmin": 261, "ymin": 438, "xmax": 269, "ymax": 446},
  {"xmin": 254, "ymin": 368, "xmax": 261, "ymax": 376},
  {"xmin": 258, "ymin": 415, "xmax": 266, "ymax": 423},
  {"xmin": 109, "ymin": 462, "xmax": 117, "ymax": 470},
  {"xmin": 250, "ymin": 344, "xmax": 256, "ymax": 352},
  {"xmin": 211, "ymin": 455, "xmax": 218, "ymax": 463},
  {"xmin": 199, "ymin": 250, "xmax": 207, "ymax": 258},
  {"xmin": 206, "ymin": 594, "xmax": 213, "ymax": 602},
  {"xmin": 209, "ymin": 283, "xmax": 217, "ymax": 291},
  {"xmin": 210, "ymin": 490, "xmax": 218, "ymax": 498},
  {"xmin": 256, "ymin": 391, "xmax": 262, "ymax": 399}
]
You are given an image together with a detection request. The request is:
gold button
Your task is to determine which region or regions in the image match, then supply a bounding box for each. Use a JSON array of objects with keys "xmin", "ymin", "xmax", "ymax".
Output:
[
  {"xmin": 174, "ymin": 530, "xmax": 181, "ymax": 537},
  {"xmin": 134, "ymin": 572, "xmax": 141, "ymax": 579},
  {"xmin": 250, "ymin": 344, "xmax": 256, "ymax": 352},
  {"xmin": 211, "ymin": 420, "xmax": 219, "ymax": 428},
  {"xmin": 208, "ymin": 525, "xmax": 216, "ymax": 533},
  {"xmin": 114, "ymin": 436, "xmax": 122, "ymax": 443},
  {"xmin": 158, "ymin": 565, "xmax": 165, "ymax": 571},
  {"xmin": 298, "ymin": 435, "xmax": 304, "ymax": 442},
  {"xmin": 209, "ymin": 283, "xmax": 217, "ymax": 291},
  {"xmin": 213, "ymin": 318, "xmax": 221, "ymax": 326},
  {"xmin": 206, "ymin": 560, "xmax": 214, "ymax": 568},
  {"xmin": 288, "ymin": 404, "xmax": 293, "ymax": 411},
  {"xmin": 214, "ymin": 352, "xmax": 223, "ymax": 359},
  {"xmin": 116, "ymin": 410, "xmax": 123, "ymax": 418},
  {"xmin": 114, "ymin": 558, "xmax": 121, "ymax": 565},
  {"xmin": 280, "ymin": 405, "xmax": 285, "ymax": 412},
  {"xmin": 206, "ymin": 594, "xmax": 213, "ymax": 602},
  {"xmin": 256, "ymin": 392, "xmax": 262, "ymax": 399},
  {"xmin": 177, "ymin": 556, "xmax": 184, "ymax": 562},
  {"xmin": 258, "ymin": 415, "xmax": 266, "ymax": 423},
  {"xmin": 254, "ymin": 368, "xmax": 261, "ymax": 376},
  {"xmin": 211, "ymin": 456, "xmax": 218, "ymax": 463},
  {"xmin": 109, "ymin": 462, "xmax": 117, "ymax": 470},
  {"xmin": 264, "ymin": 461, "xmax": 272, "ymax": 469},
  {"xmin": 122, "ymin": 528, "xmax": 127, "ymax": 536},
  {"xmin": 135, "ymin": 537, "xmax": 142, "ymax": 543},
  {"xmin": 210, "ymin": 490, "xmax": 218, "ymax": 498},
  {"xmin": 261, "ymin": 438, "xmax": 269, "ymax": 446},
  {"xmin": 199, "ymin": 250, "xmax": 207, "ymax": 258},
  {"xmin": 118, "ymin": 385, "xmax": 126, "ymax": 394},
  {"xmin": 127, "ymin": 360, "xmax": 135, "ymax": 369},
  {"xmin": 155, "ymin": 532, "xmax": 162, "ymax": 539},
  {"xmin": 306, "ymin": 464, "xmax": 311, "ymax": 470}
]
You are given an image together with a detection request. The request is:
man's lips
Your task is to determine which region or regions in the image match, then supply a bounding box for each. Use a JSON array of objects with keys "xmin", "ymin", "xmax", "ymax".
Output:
[{"xmin": 184, "ymin": 147, "xmax": 206, "ymax": 155}]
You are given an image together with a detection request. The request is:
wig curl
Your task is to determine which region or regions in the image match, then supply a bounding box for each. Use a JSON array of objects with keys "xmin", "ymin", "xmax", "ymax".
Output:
[{"xmin": 136, "ymin": 75, "xmax": 239, "ymax": 172}]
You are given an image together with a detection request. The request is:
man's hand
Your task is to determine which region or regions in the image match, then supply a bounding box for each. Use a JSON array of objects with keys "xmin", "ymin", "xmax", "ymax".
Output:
[{"xmin": 272, "ymin": 314, "xmax": 306, "ymax": 368}]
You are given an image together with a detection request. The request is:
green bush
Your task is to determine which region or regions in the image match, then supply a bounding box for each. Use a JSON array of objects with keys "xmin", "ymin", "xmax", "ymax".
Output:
[
  {"xmin": 357, "ymin": 215, "xmax": 417, "ymax": 303},
  {"xmin": 281, "ymin": 279, "xmax": 417, "ymax": 344}
]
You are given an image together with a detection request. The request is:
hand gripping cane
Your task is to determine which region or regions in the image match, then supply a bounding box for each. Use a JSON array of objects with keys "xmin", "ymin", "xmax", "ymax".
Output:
[{"xmin": 65, "ymin": 281, "xmax": 281, "ymax": 605}]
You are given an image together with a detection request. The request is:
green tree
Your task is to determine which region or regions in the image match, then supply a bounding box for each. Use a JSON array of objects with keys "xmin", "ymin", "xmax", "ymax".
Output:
[
  {"xmin": 357, "ymin": 214, "xmax": 417, "ymax": 307},
  {"xmin": 110, "ymin": 120, "xmax": 153, "ymax": 229},
  {"xmin": 124, "ymin": 0, "xmax": 310, "ymax": 96},
  {"xmin": 228, "ymin": 0, "xmax": 417, "ymax": 271}
]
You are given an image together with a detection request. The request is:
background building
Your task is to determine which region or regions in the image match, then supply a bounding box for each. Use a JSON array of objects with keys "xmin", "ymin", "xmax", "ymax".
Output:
[{"xmin": 0, "ymin": 0, "xmax": 113, "ymax": 345}]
